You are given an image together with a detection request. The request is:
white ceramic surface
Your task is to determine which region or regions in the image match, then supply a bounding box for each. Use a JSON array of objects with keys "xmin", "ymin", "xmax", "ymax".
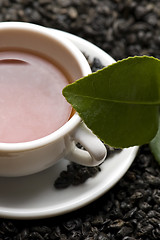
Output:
[{"xmin": 0, "ymin": 29, "xmax": 139, "ymax": 219}]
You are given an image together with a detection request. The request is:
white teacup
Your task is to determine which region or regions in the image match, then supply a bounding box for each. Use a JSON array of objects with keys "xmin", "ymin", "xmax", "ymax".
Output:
[{"xmin": 0, "ymin": 22, "xmax": 107, "ymax": 177}]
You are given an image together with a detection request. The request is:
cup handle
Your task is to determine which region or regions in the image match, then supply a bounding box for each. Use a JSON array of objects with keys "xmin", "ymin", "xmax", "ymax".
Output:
[{"xmin": 65, "ymin": 122, "xmax": 107, "ymax": 166}]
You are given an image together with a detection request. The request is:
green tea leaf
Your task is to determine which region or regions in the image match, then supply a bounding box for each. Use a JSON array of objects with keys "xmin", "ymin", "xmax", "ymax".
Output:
[
  {"xmin": 63, "ymin": 56, "xmax": 160, "ymax": 148},
  {"xmin": 150, "ymin": 117, "xmax": 160, "ymax": 163}
]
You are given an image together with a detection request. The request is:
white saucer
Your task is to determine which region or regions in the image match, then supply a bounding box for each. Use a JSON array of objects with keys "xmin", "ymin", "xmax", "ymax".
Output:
[{"xmin": 0, "ymin": 29, "xmax": 139, "ymax": 220}]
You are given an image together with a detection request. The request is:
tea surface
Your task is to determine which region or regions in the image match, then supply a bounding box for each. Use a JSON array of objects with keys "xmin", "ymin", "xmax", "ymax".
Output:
[{"xmin": 0, "ymin": 49, "xmax": 72, "ymax": 143}]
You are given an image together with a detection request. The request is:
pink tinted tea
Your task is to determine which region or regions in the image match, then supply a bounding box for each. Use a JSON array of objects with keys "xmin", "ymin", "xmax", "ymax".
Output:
[{"xmin": 0, "ymin": 49, "xmax": 72, "ymax": 143}]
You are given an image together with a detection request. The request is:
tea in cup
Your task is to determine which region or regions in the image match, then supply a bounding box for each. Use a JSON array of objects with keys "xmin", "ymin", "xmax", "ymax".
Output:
[
  {"xmin": 0, "ymin": 22, "xmax": 107, "ymax": 176},
  {"xmin": 0, "ymin": 49, "xmax": 72, "ymax": 143}
]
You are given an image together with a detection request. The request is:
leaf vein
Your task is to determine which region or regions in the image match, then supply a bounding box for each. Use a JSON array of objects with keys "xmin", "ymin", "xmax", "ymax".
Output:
[{"xmin": 68, "ymin": 93, "xmax": 160, "ymax": 105}]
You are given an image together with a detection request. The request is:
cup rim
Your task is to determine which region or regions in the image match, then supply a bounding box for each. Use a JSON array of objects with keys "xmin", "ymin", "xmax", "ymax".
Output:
[{"xmin": 0, "ymin": 22, "xmax": 91, "ymax": 151}]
